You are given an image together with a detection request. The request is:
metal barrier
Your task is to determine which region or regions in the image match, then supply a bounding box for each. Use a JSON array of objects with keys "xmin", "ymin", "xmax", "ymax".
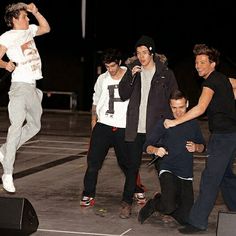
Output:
[{"xmin": 42, "ymin": 91, "xmax": 77, "ymax": 112}]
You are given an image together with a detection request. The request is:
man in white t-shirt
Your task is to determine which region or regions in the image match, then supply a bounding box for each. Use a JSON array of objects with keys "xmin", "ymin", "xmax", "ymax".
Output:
[{"xmin": 0, "ymin": 2, "xmax": 50, "ymax": 193}]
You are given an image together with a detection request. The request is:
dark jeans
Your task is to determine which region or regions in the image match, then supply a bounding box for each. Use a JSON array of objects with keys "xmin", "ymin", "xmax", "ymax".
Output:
[
  {"xmin": 189, "ymin": 132, "xmax": 236, "ymax": 230},
  {"xmin": 83, "ymin": 123, "xmax": 144, "ymax": 204},
  {"xmin": 154, "ymin": 171, "xmax": 194, "ymax": 225},
  {"xmin": 124, "ymin": 133, "xmax": 146, "ymax": 203}
]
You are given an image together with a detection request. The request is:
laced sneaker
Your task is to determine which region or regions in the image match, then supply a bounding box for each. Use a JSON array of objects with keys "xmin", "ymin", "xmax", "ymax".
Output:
[
  {"xmin": 134, "ymin": 192, "xmax": 147, "ymax": 204},
  {"xmin": 80, "ymin": 196, "xmax": 95, "ymax": 207},
  {"xmin": 2, "ymin": 174, "xmax": 16, "ymax": 193}
]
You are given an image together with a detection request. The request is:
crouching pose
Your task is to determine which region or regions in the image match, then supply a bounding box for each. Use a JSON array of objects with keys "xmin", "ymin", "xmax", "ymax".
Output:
[{"xmin": 138, "ymin": 90, "xmax": 205, "ymax": 225}]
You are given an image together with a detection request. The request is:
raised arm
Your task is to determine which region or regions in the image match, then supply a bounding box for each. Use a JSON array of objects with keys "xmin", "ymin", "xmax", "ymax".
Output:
[{"xmin": 27, "ymin": 3, "xmax": 50, "ymax": 35}]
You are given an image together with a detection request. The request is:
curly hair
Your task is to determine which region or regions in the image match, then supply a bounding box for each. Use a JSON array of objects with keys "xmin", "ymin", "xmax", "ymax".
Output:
[
  {"xmin": 4, "ymin": 2, "xmax": 27, "ymax": 28},
  {"xmin": 193, "ymin": 44, "xmax": 220, "ymax": 66}
]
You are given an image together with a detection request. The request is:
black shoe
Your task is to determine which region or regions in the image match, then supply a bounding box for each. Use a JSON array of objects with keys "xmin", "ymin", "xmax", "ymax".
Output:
[
  {"xmin": 138, "ymin": 199, "xmax": 156, "ymax": 224},
  {"xmin": 178, "ymin": 224, "xmax": 206, "ymax": 234}
]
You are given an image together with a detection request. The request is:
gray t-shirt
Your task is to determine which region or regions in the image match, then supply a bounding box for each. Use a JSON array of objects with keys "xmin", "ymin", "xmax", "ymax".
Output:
[{"xmin": 138, "ymin": 66, "xmax": 155, "ymax": 133}]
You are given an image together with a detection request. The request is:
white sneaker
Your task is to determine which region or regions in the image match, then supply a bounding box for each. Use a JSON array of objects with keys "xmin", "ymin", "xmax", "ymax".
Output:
[
  {"xmin": 2, "ymin": 174, "xmax": 16, "ymax": 193},
  {"xmin": 0, "ymin": 151, "xmax": 4, "ymax": 163},
  {"xmin": 134, "ymin": 192, "xmax": 147, "ymax": 204}
]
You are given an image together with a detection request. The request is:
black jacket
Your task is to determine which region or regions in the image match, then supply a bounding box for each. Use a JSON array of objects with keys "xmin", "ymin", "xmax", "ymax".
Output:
[{"xmin": 119, "ymin": 55, "xmax": 178, "ymax": 141}]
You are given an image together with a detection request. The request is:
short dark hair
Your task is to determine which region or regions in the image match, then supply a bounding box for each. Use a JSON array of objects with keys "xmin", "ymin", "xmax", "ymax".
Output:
[
  {"xmin": 193, "ymin": 44, "xmax": 220, "ymax": 65},
  {"xmin": 4, "ymin": 2, "xmax": 27, "ymax": 28},
  {"xmin": 102, "ymin": 48, "xmax": 122, "ymax": 65},
  {"xmin": 170, "ymin": 90, "xmax": 187, "ymax": 101}
]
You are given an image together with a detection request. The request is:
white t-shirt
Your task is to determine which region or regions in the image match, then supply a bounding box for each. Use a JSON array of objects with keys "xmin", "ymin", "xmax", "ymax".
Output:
[
  {"xmin": 93, "ymin": 67, "xmax": 129, "ymax": 128},
  {"xmin": 0, "ymin": 24, "xmax": 42, "ymax": 83}
]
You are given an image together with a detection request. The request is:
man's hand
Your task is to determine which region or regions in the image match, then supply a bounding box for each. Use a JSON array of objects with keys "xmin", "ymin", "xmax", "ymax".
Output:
[
  {"xmin": 154, "ymin": 147, "xmax": 168, "ymax": 158},
  {"xmin": 27, "ymin": 3, "xmax": 38, "ymax": 15},
  {"xmin": 132, "ymin": 65, "xmax": 142, "ymax": 76},
  {"xmin": 164, "ymin": 119, "xmax": 176, "ymax": 129},
  {"xmin": 186, "ymin": 141, "xmax": 196, "ymax": 153},
  {"xmin": 5, "ymin": 61, "xmax": 16, "ymax": 72},
  {"xmin": 147, "ymin": 146, "xmax": 168, "ymax": 158}
]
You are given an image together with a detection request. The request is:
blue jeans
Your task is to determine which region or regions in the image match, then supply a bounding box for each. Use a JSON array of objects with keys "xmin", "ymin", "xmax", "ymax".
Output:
[{"xmin": 189, "ymin": 132, "xmax": 236, "ymax": 230}]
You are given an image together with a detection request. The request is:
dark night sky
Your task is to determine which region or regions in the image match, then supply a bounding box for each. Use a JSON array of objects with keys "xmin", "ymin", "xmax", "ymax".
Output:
[
  {"xmin": 1, "ymin": 0, "xmax": 235, "ymax": 58},
  {"xmin": 0, "ymin": 0, "xmax": 236, "ymax": 110}
]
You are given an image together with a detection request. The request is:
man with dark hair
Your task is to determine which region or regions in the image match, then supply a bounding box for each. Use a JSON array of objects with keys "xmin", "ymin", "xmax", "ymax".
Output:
[
  {"xmin": 138, "ymin": 90, "xmax": 205, "ymax": 225},
  {"xmin": 80, "ymin": 48, "xmax": 132, "ymax": 217},
  {"xmin": 0, "ymin": 2, "xmax": 50, "ymax": 193},
  {"xmin": 118, "ymin": 35, "xmax": 178, "ymax": 217},
  {"xmin": 164, "ymin": 44, "xmax": 236, "ymax": 234}
]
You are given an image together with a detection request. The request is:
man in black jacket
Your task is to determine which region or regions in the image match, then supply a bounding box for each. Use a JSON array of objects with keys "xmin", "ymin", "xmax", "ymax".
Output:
[{"xmin": 118, "ymin": 35, "xmax": 178, "ymax": 218}]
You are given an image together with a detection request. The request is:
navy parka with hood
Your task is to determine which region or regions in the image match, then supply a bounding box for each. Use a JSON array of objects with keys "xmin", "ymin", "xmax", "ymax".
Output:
[{"xmin": 119, "ymin": 55, "xmax": 178, "ymax": 141}]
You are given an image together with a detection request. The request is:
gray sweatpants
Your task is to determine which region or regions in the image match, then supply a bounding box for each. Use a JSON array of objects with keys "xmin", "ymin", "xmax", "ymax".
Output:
[{"xmin": 0, "ymin": 82, "xmax": 43, "ymax": 174}]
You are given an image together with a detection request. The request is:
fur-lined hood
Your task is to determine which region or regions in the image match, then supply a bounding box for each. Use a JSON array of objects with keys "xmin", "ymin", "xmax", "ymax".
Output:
[{"xmin": 124, "ymin": 53, "xmax": 168, "ymax": 70}]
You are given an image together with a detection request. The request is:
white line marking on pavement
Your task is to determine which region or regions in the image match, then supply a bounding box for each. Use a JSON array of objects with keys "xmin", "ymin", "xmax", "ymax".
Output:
[
  {"xmin": 120, "ymin": 228, "xmax": 132, "ymax": 235},
  {"xmin": 38, "ymin": 228, "xmax": 123, "ymax": 236}
]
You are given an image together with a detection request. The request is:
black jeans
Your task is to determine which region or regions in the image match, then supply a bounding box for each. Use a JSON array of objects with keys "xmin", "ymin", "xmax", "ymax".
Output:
[
  {"xmin": 154, "ymin": 171, "xmax": 194, "ymax": 225},
  {"xmin": 83, "ymin": 123, "xmax": 142, "ymax": 204},
  {"xmin": 124, "ymin": 133, "xmax": 146, "ymax": 203}
]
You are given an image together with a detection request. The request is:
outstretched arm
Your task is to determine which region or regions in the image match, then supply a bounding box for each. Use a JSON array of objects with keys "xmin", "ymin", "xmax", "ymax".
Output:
[{"xmin": 164, "ymin": 86, "xmax": 214, "ymax": 128}]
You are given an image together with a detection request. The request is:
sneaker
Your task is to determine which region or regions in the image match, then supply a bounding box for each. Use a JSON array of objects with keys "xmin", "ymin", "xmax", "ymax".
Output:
[
  {"xmin": 119, "ymin": 201, "xmax": 132, "ymax": 219},
  {"xmin": 178, "ymin": 224, "xmax": 206, "ymax": 234},
  {"xmin": 134, "ymin": 192, "xmax": 147, "ymax": 204},
  {"xmin": 2, "ymin": 174, "xmax": 16, "ymax": 193},
  {"xmin": 0, "ymin": 151, "xmax": 4, "ymax": 163},
  {"xmin": 80, "ymin": 196, "xmax": 95, "ymax": 207}
]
